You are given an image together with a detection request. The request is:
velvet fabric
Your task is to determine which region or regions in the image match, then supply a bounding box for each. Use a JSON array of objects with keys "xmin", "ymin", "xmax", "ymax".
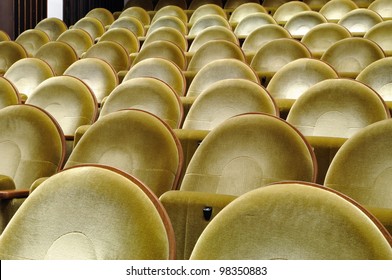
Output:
[
  {"xmin": 284, "ymin": 11, "xmax": 328, "ymax": 38},
  {"xmin": 229, "ymin": 3, "xmax": 267, "ymax": 25},
  {"xmin": 234, "ymin": 13, "xmax": 277, "ymax": 37},
  {"xmin": 187, "ymin": 59, "xmax": 259, "ymax": 98},
  {"xmin": 15, "ymin": 29, "xmax": 50, "ymax": 57},
  {"xmin": 190, "ymin": 182, "xmax": 392, "ymax": 260},
  {"xmin": 123, "ymin": 57, "xmax": 186, "ymax": 97},
  {"xmin": 0, "ymin": 41, "xmax": 28, "ymax": 74},
  {"xmin": 99, "ymin": 77, "xmax": 183, "ymax": 129},
  {"xmin": 57, "ymin": 29, "xmax": 94, "ymax": 58},
  {"xmin": 65, "ymin": 109, "xmax": 182, "ymax": 197},
  {"xmin": 151, "ymin": 5, "xmax": 188, "ymax": 24},
  {"xmin": 325, "ymin": 118, "xmax": 392, "ymax": 234},
  {"xmin": 188, "ymin": 15, "xmax": 231, "ymax": 37},
  {"xmin": 147, "ymin": 16, "xmax": 187, "ymax": 37},
  {"xmin": 64, "ymin": 58, "xmax": 119, "ymax": 104},
  {"xmin": 187, "ymin": 40, "xmax": 245, "ymax": 71},
  {"xmin": 183, "ymin": 79, "xmax": 278, "ymax": 130},
  {"xmin": 0, "ymin": 165, "xmax": 174, "ymax": 260},
  {"xmin": 189, "ymin": 26, "xmax": 238, "ymax": 54},
  {"xmin": 85, "ymin": 8, "xmax": 115, "ymax": 27},
  {"xmin": 35, "ymin": 17, "xmax": 67, "ymax": 41},
  {"xmin": 321, "ymin": 37, "xmax": 385, "ymax": 78},
  {"xmin": 0, "ymin": 77, "xmax": 20, "ymax": 110},
  {"xmin": 143, "ymin": 27, "xmax": 188, "ymax": 52},
  {"xmin": 98, "ymin": 28, "xmax": 140, "ymax": 55},
  {"xmin": 120, "ymin": 6, "xmax": 151, "ymax": 26},
  {"xmin": 72, "ymin": 17, "xmax": 105, "ymax": 40},
  {"xmin": 287, "ymin": 78, "xmax": 390, "ymax": 138},
  {"xmin": 4, "ymin": 58, "xmax": 54, "ymax": 100}
]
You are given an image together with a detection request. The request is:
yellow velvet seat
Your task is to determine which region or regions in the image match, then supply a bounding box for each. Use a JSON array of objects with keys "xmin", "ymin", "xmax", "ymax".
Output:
[
  {"xmin": 0, "ymin": 164, "xmax": 176, "ymax": 260},
  {"xmin": 272, "ymin": 1, "xmax": 311, "ymax": 24},
  {"xmin": 155, "ymin": 0, "xmax": 187, "ymax": 10},
  {"xmin": 124, "ymin": 0, "xmax": 153, "ymax": 11},
  {"xmin": 131, "ymin": 40, "xmax": 187, "ymax": 70},
  {"xmin": 72, "ymin": 17, "xmax": 105, "ymax": 40},
  {"xmin": 301, "ymin": 22, "xmax": 352, "ymax": 58},
  {"xmin": 0, "ymin": 104, "xmax": 65, "ymax": 232},
  {"xmin": 98, "ymin": 27, "xmax": 140, "ymax": 55},
  {"xmin": 65, "ymin": 109, "xmax": 183, "ymax": 197},
  {"xmin": 83, "ymin": 41, "xmax": 130, "ymax": 73},
  {"xmin": 34, "ymin": 41, "xmax": 78, "ymax": 75},
  {"xmin": 0, "ymin": 77, "xmax": 20, "ymax": 110},
  {"xmin": 321, "ymin": 37, "xmax": 385, "ymax": 78},
  {"xmin": 57, "ymin": 29, "xmax": 94, "ymax": 58},
  {"xmin": 266, "ymin": 58, "xmax": 339, "ymax": 115},
  {"xmin": 250, "ymin": 38, "xmax": 312, "ymax": 81},
  {"xmin": 188, "ymin": 26, "xmax": 238, "ymax": 53},
  {"xmin": 233, "ymin": 13, "xmax": 277, "ymax": 38},
  {"xmin": 286, "ymin": 78, "xmax": 390, "ymax": 138},
  {"xmin": 151, "ymin": 5, "xmax": 188, "ymax": 25},
  {"xmin": 242, "ymin": 24, "xmax": 292, "ymax": 60},
  {"xmin": 369, "ymin": 0, "xmax": 392, "ymax": 19},
  {"xmin": 284, "ymin": 11, "xmax": 328, "ymax": 38},
  {"xmin": 186, "ymin": 58, "xmax": 259, "ymax": 98},
  {"xmin": 183, "ymin": 79, "xmax": 278, "ymax": 130},
  {"xmin": 338, "ymin": 8, "xmax": 383, "ymax": 37},
  {"xmin": 188, "ymin": 14, "xmax": 231, "ymax": 38},
  {"xmin": 190, "ymin": 182, "xmax": 392, "ymax": 260},
  {"xmin": 356, "ymin": 57, "xmax": 392, "ymax": 111},
  {"xmin": 142, "ymin": 27, "xmax": 188, "ymax": 52},
  {"xmin": 34, "ymin": 17, "xmax": 67, "ymax": 41},
  {"xmin": 188, "ymin": 4, "xmax": 226, "ymax": 24},
  {"xmin": 161, "ymin": 113, "xmax": 317, "ymax": 259},
  {"xmin": 64, "ymin": 58, "xmax": 118, "ymax": 105},
  {"xmin": 0, "ymin": 41, "xmax": 28, "ymax": 75},
  {"xmin": 120, "ymin": 6, "xmax": 151, "ymax": 26},
  {"xmin": 4, "ymin": 58, "xmax": 55, "ymax": 101},
  {"xmin": 26, "ymin": 76, "xmax": 98, "ymax": 159},
  {"xmin": 123, "ymin": 57, "xmax": 186, "ymax": 96},
  {"xmin": 225, "ymin": 0, "xmax": 260, "ymax": 9},
  {"xmin": 319, "ymin": 0, "xmax": 358, "ymax": 22},
  {"xmin": 146, "ymin": 16, "xmax": 188, "ymax": 36},
  {"xmin": 364, "ymin": 21, "xmax": 392, "ymax": 57},
  {"xmin": 15, "ymin": 29, "xmax": 50, "ymax": 57},
  {"xmin": 109, "ymin": 17, "xmax": 145, "ymax": 37},
  {"xmin": 85, "ymin": 8, "xmax": 115, "ymax": 27},
  {"xmin": 0, "ymin": 30, "xmax": 10, "ymax": 41},
  {"xmin": 325, "ymin": 118, "xmax": 392, "ymax": 234},
  {"xmin": 100, "ymin": 77, "xmax": 183, "ymax": 129},
  {"xmin": 228, "ymin": 2, "xmax": 266, "ymax": 25},
  {"xmin": 187, "ymin": 40, "xmax": 245, "ymax": 72}
]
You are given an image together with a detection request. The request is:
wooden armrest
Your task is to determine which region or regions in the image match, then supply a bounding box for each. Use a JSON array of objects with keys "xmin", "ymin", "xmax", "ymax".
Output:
[{"xmin": 0, "ymin": 189, "xmax": 30, "ymax": 199}]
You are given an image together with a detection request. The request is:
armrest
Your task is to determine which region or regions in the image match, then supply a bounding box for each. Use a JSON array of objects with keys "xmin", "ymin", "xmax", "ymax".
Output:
[
  {"xmin": 0, "ymin": 175, "xmax": 16, "ymax": 190},
  {"xmin": 0, "ymin": 189, "xmax": 30, "ymax": 199},
  {"xmin": 74, "ymin": 124, "xmax": 92, "ymax": 147}
]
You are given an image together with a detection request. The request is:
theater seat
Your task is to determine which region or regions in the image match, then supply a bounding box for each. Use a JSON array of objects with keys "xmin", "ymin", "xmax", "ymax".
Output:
[
  {"xmin": 190, "ymin": 182, "xmax": 392, "ymax": 260},
  {"xmin": 188, "ymin": 14, "xmax": 231, "ymax": 38},
  {"xmin": 364, "ymin": 21, "xmax": 392, "ymax": 57},
  {"xmin": 123, "ymin": 57, "xmax": 186, "ymax": 97},
  {"xmin": 229, "ymin": 2, "xmax": 266, "ymax": 25},
  {"xmin": 66, "ymin": 109, "xmax": 183, "ymax": 197},
  {"xmin": 0, "ymin": 41, "xmax": 28, "ymax": 75},
  {"xmin": 64, "ymin": 58, "xmax": 119, "ymax": 105},
  {"xmin": 150, "ymin": 5, "xmax": 188, "ymax": 25},
  {"xmin": 100, "ymin": 77, "xmax": 183, "ymax": 129},
  {"xmin": 57, "ymin": 29, "xmax": 94, "ymax": 58},
  {"xmin": 72, "ymin": 17, "xmax": 105, "ymax": 40},
  {"xmin": 85, "ymin": 7, "xmax": 115, "ymax": 27},
  {"xmin": 35, "ymin": 17, "xmax": 67, "ymax": 41},
  {"xmin": 119, "ymin": 6, "xmax": 151, "ymax": 26},
  {"xmin": 146, "ymin": 16, "xmax": 187, "ymax": 36},
  {"xmin": 0, "ymin": 165, "xmax": 175, "ymax": 260},
  {"xmin": 319, "ymin": 0, "xmax": 358, "ymax": 22},
  {"xmin": 15, "ymin": 29, "xmax": 50, "ymax": 57},
  {"xmin": 0, "ymin": 77, "xmax": 20, "ymax": 109},
  {"xmin": 109, "ymin": 16, "xmax": 145, "ymax": 37},
  {"xmin": 161, "ymin": 113, "xmax": 317, "ymax": 259},
  {"xmin": 324, "ymin": 117, "xmax": 392, "ymax": 233},
  {"xmin": 0, "ymin": 104, "xmax": 65, "ymax": 232},
  {"xmin": 98, "ymin": 27, "xmax": 140, "ymax": 55},
  {"xmin": 142, "ymin": 27, "xmax": 188, "ymax": 52},
  {"xmin": 4, "ymin": 58, "xmax": 54, "ymax": 102}
]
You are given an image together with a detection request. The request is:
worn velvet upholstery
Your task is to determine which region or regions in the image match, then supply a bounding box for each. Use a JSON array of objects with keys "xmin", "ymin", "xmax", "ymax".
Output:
[
  {"xmin": 286, "ymin": 78, "xmax": 390, "ymax": 138},
  {"xmin": 284, "ymin": 11, "xmax": 328, "ymax": 38},
  {"xmin": 161, "ymin": 113, "xmax": 317, "ymax": 259},
  {"xmin": 65, "ymin": 109, "xmax": 182, "ymax": 197},
  {"xmin": 190, "ymin": 182, "xmax": 392, "ymax": 260},
  {"xmin": 100, "ymin": 77, "xmax": 183, "ymax": 129},
  {"xmin": 15, "ymin": 29, "xmax": 50, "ymax": 57},
  {"xmin": 64, "ymin": 58, "xmax": 119, "ymax": 104},
  {"xmin": 151, "ymin": 5, "xmax": 188, "ymax": 24},
  {"xmin": 0, "ymin": 41, "xmax": 28, "ymax": 74},
  {"xmin": 189, "ymin": 15, "xmax": 231, "ymax": 38},
  {"xmin": 0, "ymin": 77, "xmax": 20, "ymax": 110},
  {"xmin": 364, "ymin": 21, "xmax": 392, "ymax": 56},
  {"xmin": 109, "ymin": 17, "xmax": 145, "ymax": 37},
  {"xmin": 0, "ymin": 105, "xmax": 65, "ymax": 232},
  {"xmin": 229, "ymin": 3, "xmax": 267, "ymax": 25},
  {"xmin": 183, "ymin": 79, "xmax": 278, "ymax": 130},
  {"xmin": 57, "ymin": 29, "xmax": 94, "ymax": 58},
  {"xmin": 4, "ymin": 58, "xmax": 55, "ymax": 101},
  {"xmin": 98, "ymin": 27, "xmax": 140, "ymax": 55},
  {"xmin": 0, "ymin": 165, "xmax": 175, "ymax": 260},
  {"xmin": 85, "ymin": 7, "xmax": 115, "ymax": 27},
  {"xmin": 234, "ymin": 13, "xmax": 277, "ymax": 38},
  {"xmin": 72, "ymin": 17, "xmax": 105, "ymax": 40},
  {"xmin": 34, "ymin": 17, "xmax": 67, "ymax": 41},
  {"xmin": 120, "ymin": 6, "xmax": 151, "ymax": 26},
  {"xmin": 325, "ymin": 119, "xmax": 392, "ymax": 234},
  {"xmin": 142, "ymin": 27, "xmax": 188, "ymax": 52}
]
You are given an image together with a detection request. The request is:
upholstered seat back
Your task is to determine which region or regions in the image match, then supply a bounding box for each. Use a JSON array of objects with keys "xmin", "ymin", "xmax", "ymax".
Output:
[
  {"xmin": 0, "ymin": 165, "xmax": 175, "ymax": 260},
  {"xmin": 180, "ymin": 113, "xmax": 316, "ymax": 195},
  {"xmin": 65, "ymin": 110, "xmax": 182, "ymax": 197},
  {"xmin": 0, "ymin": 77, "xmax": 20, "ymax": 110},
  {"xmin": 0, "ymin": 105, "xmax": 65, "ymax": 190},
  {"xmin": 190, "ymin": 182, "xmax": 392, "ymax": 260}
]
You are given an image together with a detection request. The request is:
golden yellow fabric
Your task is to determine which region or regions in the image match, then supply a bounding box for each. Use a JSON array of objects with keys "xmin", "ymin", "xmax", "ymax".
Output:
[
  {"xmin": 190, "ymin": 182, "xmax": 392, "ymax": 260},
  {"xmin": 0, "ymin": 165, "xmax": 174, "ymax": 260}
]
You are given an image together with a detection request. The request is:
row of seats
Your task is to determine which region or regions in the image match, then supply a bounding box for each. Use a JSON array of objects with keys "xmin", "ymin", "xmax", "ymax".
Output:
[{"xmin": 0, "ymin": 0, "xmax": 391, "ymax": 259}]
